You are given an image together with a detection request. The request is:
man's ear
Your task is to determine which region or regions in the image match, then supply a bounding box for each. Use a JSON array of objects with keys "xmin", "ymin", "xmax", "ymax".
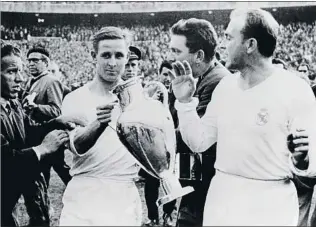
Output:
[
  {"xmin": 91, "ymin": 51, "xmax": 96, "ymax": 59},
  {"xmin": 195, "ymin": 49, "xmax": 205, "ymax": 64},
  {"xmin": 246, "ymin": 38, "xmax": 257, "ymax": 54}
]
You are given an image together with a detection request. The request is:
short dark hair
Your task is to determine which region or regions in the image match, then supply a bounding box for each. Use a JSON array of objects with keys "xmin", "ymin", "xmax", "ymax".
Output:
[
  {"xmin": 27, "ymin": 45, "xmax": 50, "ymax": 58},
  {"xmin": 230, "ymin": 8, "xmax": 279, "ymax": 58},
  {"xmin": 159, "ymin": 60, "xmax": 173, "ymax": 75},
  {"xmin": 309, "ymin": 73, "xmax": 316, "ymax": 81},
  {"xmin": 171, "ymin": 18, "xmax": 218, "ymax": 62},
  {"xmin": 1, "ymin": 42, "xmax": 21, "ymax": 59},
  {"xmin": 92, "ymin": 26, "xmax": 130, "ymax": 53}
]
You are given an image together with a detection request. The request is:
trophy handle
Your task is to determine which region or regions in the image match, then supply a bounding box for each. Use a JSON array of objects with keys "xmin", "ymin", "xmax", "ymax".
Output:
[{"xmin": 156, "ymin": 171, "xmax": 194, "ymax": 206}]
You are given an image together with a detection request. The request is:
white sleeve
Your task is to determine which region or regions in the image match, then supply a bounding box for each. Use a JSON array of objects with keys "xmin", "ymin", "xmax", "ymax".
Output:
[
  {"xmin": 175, "ymin": 88, "xmax": 219, "ymax": 153},
  {"xmin": 61, "ymin": 92, "xmax": 89, "ymax": 157},
  {"xmin": 61, "ymin": 93, "xmax": 75, "ymax": 116},
  {"xmin": 289, "ymin": 83, "xmax": 316, "ymax": 177}
]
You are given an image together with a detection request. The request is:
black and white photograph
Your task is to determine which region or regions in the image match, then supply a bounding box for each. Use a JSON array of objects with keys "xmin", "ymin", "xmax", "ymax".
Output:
[{"xmin": 1, "ymin": 1, "xmax": 316, "ymax": 226}]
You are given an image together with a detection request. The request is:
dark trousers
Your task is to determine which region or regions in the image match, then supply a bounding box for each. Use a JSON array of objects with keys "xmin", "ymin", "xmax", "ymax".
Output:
[
  {"xmin": 293, "ymin": 175, "xmax": 316, "ymax": 226},
  {"xmin": 176, "ymin": 151, "xmax": 216, "ymax": 227},
  {"xmin": 23, "ymin": 173, "xmax": 50, "ymax": 226},
  {"xmin": 310, "ymin": 199, "xmax": 316, "ymax": 227},
  {"xmin": 141, "ymin": 170, "xmax": 176, "ymax": 220},
  {"xmin": 22, "ymin": 149, "xmax": 71, "ymax": 226},
  {"xmin": 297, "ymin": 189, "xmax": 313, "ymax": 226},
  {"xmin": 176, "ymin": 179, "xmax": 211, "ymax": 227}
]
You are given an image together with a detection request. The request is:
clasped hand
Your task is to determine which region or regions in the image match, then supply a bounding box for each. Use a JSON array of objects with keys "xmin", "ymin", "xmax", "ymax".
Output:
[
  {"xmin": 96, "ymin": 101, "xmax": 118, "ymax": 126},
  {"xmin": 288, "ymin": 129, "xmax": 310, "ymax": 170}
]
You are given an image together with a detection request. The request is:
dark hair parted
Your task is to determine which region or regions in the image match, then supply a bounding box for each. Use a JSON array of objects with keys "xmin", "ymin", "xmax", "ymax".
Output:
[
  {"xmin": 92, "ymin": 26, "xmax": 130, "ymax": 53},
  {"xmin": 159, "ymin": 60, "xmax": 173, "ymax": 74},
  {"xmin": 1, "ymin": 42, "xmax": 21, "ymax": 59},
  {"xmin": 231, "ymin": 8, "xmax": 279, "ymax": 58},
  {"xmin": 171, "ymin": 18, "xmax": 218, "ymax": 62}
]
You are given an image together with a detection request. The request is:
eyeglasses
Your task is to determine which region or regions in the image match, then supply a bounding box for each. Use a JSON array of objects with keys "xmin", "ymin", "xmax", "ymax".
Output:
[
  {"xmin": 299, "ymin": 70, "xmax": 308, "ymax": 73},
  {"xmin": 27, "ymin": 58, "xmax": 43, "ymax": 63}
]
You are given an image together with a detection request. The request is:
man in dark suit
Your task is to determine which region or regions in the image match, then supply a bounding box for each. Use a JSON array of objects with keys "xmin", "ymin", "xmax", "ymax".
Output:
[
  {"xmin": 1, "ymin": 43, "xmax": 81, "ymax": 226},
  {"xmin": 21, "ymin": 46, "xmax": 71, "ymax": 226},
  {"xmin": 167, "ymin": 18, "xmax": 232, "ymax": 227}
]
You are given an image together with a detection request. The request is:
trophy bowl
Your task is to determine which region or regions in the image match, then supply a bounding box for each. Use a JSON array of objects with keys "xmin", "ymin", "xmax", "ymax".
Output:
[{"xmin": 114, "ymin": 78, "xmax": 194, "ymax": 206}]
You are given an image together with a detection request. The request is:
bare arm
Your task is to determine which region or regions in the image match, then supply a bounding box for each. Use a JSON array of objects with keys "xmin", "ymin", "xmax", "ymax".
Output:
[
  {"xmin": 71, "ymin": 120, "xmax": 107, "ymax": 155},
  {"xmin": 69, "ymin": 102, "xmax": 116, "ymax": 155}
]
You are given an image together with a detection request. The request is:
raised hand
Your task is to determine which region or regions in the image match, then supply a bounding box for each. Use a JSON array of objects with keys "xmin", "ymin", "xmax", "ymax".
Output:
[{"xmin": 170, "ymin": 60, "xmax": 196, "ymax": 103}]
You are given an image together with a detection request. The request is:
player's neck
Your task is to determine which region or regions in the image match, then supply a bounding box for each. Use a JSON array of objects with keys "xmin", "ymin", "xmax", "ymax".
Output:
[
  {"xmin": 239, "ymin": 58, "xmax": 275, "ymax": 89},
  {"xmin": 90, "ymin": 77, "xmax": 117, "ymax": 97}
]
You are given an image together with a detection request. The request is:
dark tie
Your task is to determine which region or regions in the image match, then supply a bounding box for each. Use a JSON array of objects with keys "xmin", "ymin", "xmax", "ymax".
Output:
[
  {"xmin": 5, "ymin": 101, "xmax": 12, "ymax": 115},
  {"xmin": 6, "ymin": 100, "xmax": 19, "ymax": 115},
  {"xmin": 30, "ymin": 77, "xmax": 37, "ymax": 87}
]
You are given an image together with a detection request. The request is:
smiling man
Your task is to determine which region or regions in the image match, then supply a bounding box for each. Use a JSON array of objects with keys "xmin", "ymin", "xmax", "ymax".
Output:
[{"xmin": 59, "ymin": 27, "xmax": 142, "ymax": 226}]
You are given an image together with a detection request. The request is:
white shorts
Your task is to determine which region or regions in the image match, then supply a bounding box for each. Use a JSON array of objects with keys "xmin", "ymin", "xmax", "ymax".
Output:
[
  {"xmin": 59, "ymin": 176, "xmax": 142, "ymax": 226},
  {"xmin": 203, "ymin": 170, "xmax": 299, "ymax": 226}
]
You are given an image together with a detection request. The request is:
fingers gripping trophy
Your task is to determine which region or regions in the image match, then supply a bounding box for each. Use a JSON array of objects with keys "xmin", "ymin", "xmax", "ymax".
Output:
[{"xmin": 113, "ymin": 61, "xmax": 195, "ymax": 206}]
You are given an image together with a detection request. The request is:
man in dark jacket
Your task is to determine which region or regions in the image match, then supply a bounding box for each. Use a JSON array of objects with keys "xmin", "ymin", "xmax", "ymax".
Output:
[
  {"xmin": 21, "ymin": 46, "xmax": 71, "ymax": 226},
  {"xmin": 1, "ymin": 43, "xmax": 81, "ymax": 226},
  {"xmin": 167, "ymin": 18, "xmax": 232, "ymax": 227}
]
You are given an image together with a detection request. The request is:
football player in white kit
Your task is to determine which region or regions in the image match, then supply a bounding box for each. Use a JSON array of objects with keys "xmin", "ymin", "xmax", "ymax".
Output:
[
  {"xmin": 59, "ymin": 27, "xmax": 142, "ymax": 226},
  {"xmin": 170, "ymin": 8, "xmax": 316, "ymax": 226}
]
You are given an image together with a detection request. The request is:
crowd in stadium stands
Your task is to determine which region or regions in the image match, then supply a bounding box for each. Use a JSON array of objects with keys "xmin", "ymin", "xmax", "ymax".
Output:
[{"xmin": 1, "ymin": 21, "xmax": 315, "ymax": 89}]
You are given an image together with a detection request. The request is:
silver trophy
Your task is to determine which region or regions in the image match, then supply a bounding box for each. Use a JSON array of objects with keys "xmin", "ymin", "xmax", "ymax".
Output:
[{"xmin": 113, "ymin": 78, "xmax": 194, "ymax": 206}]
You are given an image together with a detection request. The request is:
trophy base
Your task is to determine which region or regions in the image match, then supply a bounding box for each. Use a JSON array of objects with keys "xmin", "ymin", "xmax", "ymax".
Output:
[{"xmin": 156, "ymin": 186, "xmax": 194, "ymax": 206}]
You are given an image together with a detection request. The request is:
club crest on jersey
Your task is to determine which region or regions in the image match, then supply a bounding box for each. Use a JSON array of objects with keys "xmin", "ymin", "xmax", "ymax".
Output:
[{"xmin": 256, "ymin": 108, "xmax": 269, "ymax": 126}]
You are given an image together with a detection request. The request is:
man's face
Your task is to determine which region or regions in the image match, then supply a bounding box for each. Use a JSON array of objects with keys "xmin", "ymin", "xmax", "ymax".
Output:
[
  {"xmin": 168, "ymin": 34, "xmax": 196, "ymax": 77},
  {"xmin": 27, "ymin": 52, "xmax": 47, "ymax": 76},
  {"xmin": 298, "ymin": 65, "xmax": 309, "ymax": 77},
  {"xmin": 122, "ymin": 59, "xmax": 139, "ymax": 80},
  {"xmin": 160, "ymin": 67, "xmax": 172, "ymax": 89},
  {"xmin": 221, "ymin": 18, "xmax": 248, "ymax": 71},
  {"xmin": 1, "ymin": 55, "xmax": 25, "ymax": 99},
  {"xmin": 95, "ymin": 39, "xmax": 129, "ymax": 83}
]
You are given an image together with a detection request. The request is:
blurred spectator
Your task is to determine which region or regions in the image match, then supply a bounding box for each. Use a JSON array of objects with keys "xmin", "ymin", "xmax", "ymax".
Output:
[
  {"xmin": 1, "ymin": 21, "xmax": 315, "ymax": 88},
  {"xmin": 297, "ymin": 63, "xmax": 310, "ymax": 77},
  {"xmin": 272, "ymin": 58, "xmax": 287, "ymax": 70},
  {"xmin": 297, "ymin": 63, "xmax": 311, "ymax": 86}
]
